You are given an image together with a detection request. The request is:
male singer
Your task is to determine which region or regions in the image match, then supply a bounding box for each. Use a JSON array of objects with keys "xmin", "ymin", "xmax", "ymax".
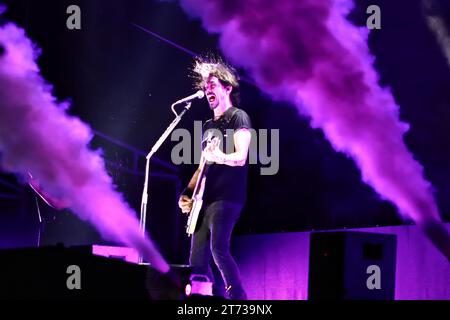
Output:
[{"xmin": 178, "ymin": 58, "xmax": 251, "ymax": 300}]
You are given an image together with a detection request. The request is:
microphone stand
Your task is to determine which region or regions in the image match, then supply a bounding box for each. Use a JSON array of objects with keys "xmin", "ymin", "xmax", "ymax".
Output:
[
  {"xmin": 35, "ymin": 195, "xmax": 44, "ymax": 248},
  {"xmin": 139, "ymin": 101, "xmax": 193, "ymax": 264}
]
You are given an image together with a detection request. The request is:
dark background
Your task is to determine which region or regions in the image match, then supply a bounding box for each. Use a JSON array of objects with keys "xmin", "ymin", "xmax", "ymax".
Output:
[{"xmin": 0, "ymin": 0, "xmax": 449, "ymax": 263}]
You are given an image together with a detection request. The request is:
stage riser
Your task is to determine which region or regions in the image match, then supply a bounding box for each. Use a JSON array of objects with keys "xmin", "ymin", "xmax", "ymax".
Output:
[
  {"xmin": 0, "ymin": 246, "xmax": 189, "ymax": 300},
  {"xmin": 308, "ymin": 232, "xmax": 396, "ymax": 300},
  {"xmin": 232, "ymin": 224, "xmax": 450, "ymax": 300}
]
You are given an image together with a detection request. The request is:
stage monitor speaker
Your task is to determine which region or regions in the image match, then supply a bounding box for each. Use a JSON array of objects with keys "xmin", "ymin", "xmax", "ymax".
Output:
[{"xmin": 308, "ymin": 231, "xmax": 397, "ymax": 300}]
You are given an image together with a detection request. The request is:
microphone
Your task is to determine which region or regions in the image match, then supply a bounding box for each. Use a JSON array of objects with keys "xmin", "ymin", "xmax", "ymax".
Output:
[{"xmin": 172, "ymin": 90, "xmax": 205, "ymax": 106}]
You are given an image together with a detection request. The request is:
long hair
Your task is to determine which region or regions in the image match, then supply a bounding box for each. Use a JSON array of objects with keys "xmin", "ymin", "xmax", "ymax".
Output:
[{"xmin": 191, "ymin": 55, "xmax": 241, "ymax": 107}]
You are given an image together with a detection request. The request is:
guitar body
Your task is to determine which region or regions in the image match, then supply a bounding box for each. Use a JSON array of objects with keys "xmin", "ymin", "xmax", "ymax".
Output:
[
  {"xmin": 185, "ymin": 134, "xmax": 213, "ymax": 236},
  {"xmin": 186, "ymin": 156, "xmax": 208, "ymax": 236},
  {"xmin": 186, "ymin": 188, "xmax": 204, "ymax": 235},
  {"xmin": 186, "ymin": 199, "xmax": 202, "ymax": 235}
]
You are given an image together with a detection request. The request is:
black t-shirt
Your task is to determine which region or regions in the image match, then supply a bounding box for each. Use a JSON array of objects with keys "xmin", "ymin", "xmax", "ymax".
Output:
[{"xmin": 201, "ymin": 107, "xmax": 252, "ymax": 205}]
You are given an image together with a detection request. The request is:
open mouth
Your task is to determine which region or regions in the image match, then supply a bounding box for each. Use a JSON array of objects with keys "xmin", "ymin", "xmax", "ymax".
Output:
[{"xmin": 208, "ymin": 95, "xmax": 216, "ymax": 103}]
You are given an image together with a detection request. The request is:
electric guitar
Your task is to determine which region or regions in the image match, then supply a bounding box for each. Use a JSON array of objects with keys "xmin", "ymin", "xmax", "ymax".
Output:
[{"xmin": 186, "ymin": 132, "xmax": 216, "ymax": 236}]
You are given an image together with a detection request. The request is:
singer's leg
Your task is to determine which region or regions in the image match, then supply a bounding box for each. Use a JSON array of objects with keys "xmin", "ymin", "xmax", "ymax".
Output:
[
  {"xmin": 209, "ymin": 200, "xmax": 247, "ymax": 300},
  {"xmin": 189, "ymin": 210, "xmax": 213, "ymax": 283}
]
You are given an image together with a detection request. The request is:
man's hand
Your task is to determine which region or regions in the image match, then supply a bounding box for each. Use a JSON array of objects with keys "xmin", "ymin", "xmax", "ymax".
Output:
[
  {"xmin": 203, "ymin": 129, "xmax": 251, "ymax": 166},
  {"xmin": 203, "ymin": 137, "xmax": 225, "ymax": 164},
  {"xmin": 178, "ymin": 195, "xmax": 193, "ymax": 214}
]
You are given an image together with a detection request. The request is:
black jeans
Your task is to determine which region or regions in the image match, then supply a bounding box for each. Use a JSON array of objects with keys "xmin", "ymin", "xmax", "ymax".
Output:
[{"xmin": 189, "ymin": 200, "xmax": 246, "ymax": 299}]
